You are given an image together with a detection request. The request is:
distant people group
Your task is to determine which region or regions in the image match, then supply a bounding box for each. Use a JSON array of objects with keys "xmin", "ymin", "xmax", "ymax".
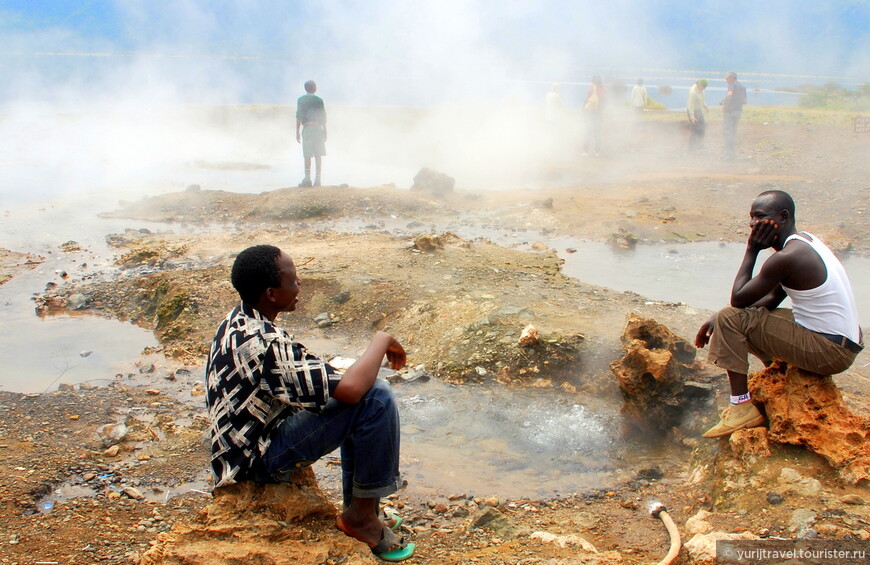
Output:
[
  {"xmin": 293, "ymin": 73, "xmax": 749, "ymax": 184},
  {"xmin": 685, "ymin": 71, "xmax": 748, "ymax": 157},
  {"xmin": 535, "ymin": 72, "xmax": 749, "ymax": 160}
]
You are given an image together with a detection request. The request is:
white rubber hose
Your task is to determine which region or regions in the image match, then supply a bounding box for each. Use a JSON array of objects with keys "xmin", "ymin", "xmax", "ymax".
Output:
[{"xmin": 649, "ymin": 502, "xmax": 681, "ymax": 565}]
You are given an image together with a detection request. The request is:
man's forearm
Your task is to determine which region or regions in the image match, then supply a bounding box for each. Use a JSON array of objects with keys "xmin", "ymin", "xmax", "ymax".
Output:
[
  {"xmin": 750, "ymin": 288, "xmax": 786, "ymax": 310},
  {"xmin": 332, "ymin": 332, "xmax": 393, "ymax": 404},
  {"xmin": 730, "ymin": 247, "xmax": 786, "ymax": 309},
  {"xmin": 730, "ymin": 248, "xmax": 760, "ymax": 301}
]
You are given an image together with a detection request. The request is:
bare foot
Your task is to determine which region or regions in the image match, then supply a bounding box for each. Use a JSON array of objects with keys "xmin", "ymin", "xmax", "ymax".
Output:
[{"xmin": 335, "ymin": 512, "xmax": 384, "ymax": 549}]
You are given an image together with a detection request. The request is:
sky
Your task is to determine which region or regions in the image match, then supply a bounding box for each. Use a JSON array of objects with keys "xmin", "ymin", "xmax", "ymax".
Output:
[
  {"xmin": 1, "ymin": 0, "xmax": 869, "ymax": 108},
  {"xmin": 1, "ymin": 0, "xmax": 869, "ymax": 202}
]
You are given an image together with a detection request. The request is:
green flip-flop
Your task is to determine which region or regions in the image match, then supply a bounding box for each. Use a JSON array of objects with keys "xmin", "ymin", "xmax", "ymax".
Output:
[
  {"xmin": 384, "ymin": 511, "xmax": 403, "ymax": 531},
  {"xmin": 371, "ymin": 525, "xmax": 415, "ymax": 562}
]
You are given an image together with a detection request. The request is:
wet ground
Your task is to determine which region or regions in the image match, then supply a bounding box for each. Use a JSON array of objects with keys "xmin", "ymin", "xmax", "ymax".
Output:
[
  {"xmin": 5, "ymin": 207, "xmax": 870, "ymax": 395},
  {"xmin": 0, "ymin": 198, "xmax": 697, "ymax": 499},
  {"xmin": 2, "ymin": 107, "xmax": 870, "ymax": 564}
]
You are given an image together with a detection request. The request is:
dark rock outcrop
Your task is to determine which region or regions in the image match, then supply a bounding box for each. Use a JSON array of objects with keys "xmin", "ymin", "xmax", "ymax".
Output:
[{"xmin": 610, "ymin": 314, "xmax": 709, "ymax": 433}]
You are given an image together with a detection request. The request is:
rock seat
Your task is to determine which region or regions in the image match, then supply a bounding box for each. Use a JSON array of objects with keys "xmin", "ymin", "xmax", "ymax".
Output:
[
  {"xmin": 750, "ymin": 360, "xmax": 870, "ymax": 484},
  {"xmin": 138, "ymin": 467, "xmax": 379, "ymax": 565}
]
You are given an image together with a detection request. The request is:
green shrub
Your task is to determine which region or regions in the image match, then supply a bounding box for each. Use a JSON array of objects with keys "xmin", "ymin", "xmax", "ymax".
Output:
[{"xmin": 798, "ymin": 91, "xmax": 827, "ymax": 108}]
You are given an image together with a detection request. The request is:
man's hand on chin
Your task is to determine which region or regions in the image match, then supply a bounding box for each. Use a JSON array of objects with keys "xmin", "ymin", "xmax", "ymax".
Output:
[{"xmin": 748, "ymin": 219, "xmax": 779, "ymax": 252}]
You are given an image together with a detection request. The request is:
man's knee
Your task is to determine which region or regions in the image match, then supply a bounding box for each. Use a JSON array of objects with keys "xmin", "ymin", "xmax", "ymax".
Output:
[
  {"xmin": 356, "ymin": 379, "xmax": 399, "ymax": 433},
  {"xmin": 716, "ymin": 306, "xmax": 744, "ymax": 323},
  {"xmin": 366, "ymin": 378, "xmax": 395, "ymax": 404},
  {"xmin": 715, "ymin": 306, "xmax": 762, "ymax": 338}
]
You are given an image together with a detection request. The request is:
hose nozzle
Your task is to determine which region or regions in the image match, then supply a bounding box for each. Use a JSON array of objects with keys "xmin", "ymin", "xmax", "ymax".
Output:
[{"xmin": 648, "ymin": 500, "xmax": 667, "ymax": 519}]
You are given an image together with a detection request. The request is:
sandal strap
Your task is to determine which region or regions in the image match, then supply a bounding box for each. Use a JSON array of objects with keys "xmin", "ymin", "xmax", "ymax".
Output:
[
  {"xmin": 371, "ymin": 525, "xmax": 405, "ymax": 554},
  {"xmin": 383, "ymin": 510, "xmax": 402, "ymax": 531}
]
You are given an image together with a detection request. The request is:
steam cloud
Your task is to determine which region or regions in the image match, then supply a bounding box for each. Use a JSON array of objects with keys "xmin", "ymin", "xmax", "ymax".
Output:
[{"xmin": 1, "ymin": 1, "xmax": 868, "ymax": 203}]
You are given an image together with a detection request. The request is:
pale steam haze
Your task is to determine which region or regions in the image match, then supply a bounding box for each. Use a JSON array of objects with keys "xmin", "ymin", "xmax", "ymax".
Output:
[{"xmin": 1, "ymin": 1, "xmax": 868, "ymax": 203}]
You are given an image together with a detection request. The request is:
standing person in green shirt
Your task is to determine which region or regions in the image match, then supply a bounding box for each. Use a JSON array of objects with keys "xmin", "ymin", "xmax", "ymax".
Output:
[{"xmin": 296, "ymin": 80, "xmax": 327, "ymax": 187}]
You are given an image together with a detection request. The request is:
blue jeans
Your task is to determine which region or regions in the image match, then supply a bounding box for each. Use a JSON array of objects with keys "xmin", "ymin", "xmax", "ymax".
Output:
[
  {"xmin": 723, "ymin": 110, "xmax": 741, "ymax": 157},
  {"xmin": 262, "ymin": 379, "xmax": 402, "ymax": 507}
]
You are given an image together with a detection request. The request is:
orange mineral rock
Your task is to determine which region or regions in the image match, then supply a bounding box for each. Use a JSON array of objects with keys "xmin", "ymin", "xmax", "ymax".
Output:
[{"xmin": 750, "ymin": 360, "xmax": 870, "ymax": 485}]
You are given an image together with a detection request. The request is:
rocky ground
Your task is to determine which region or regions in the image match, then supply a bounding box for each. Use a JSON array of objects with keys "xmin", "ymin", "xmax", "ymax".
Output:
[{"xmin": 1, "ymin": 108, "xmax": 870, "ymax": 564}]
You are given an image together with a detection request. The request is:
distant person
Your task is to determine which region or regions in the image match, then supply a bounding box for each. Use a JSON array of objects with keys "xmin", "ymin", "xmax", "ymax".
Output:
[
  {"xmin": 631, "ymin": 78, "xmax": 649, "ymax": 113},
  {"xmin": 205, "ymin": 245, "xmax": 415, "ymax": 561},
  {"xmin": 544, "ymin": 83, "xmax": 566, "ymax": 158},
  {"xmin": 296, "ymin": 80, "xmax": 327, "ymax": 187},
  {"xmin": 583, "ymin": 76, "xmax": 606, "ymax": 157},
  {"xmin": 721, "ymin": 71, "xmax": 747, "ymax": 160},
  {"xmin": 545, "ymin": 83, "xmax": 563, "ymax": 124},
  {"xmin": 686, "ymin": 78, "xmax": 708, "ymax": 151},
  {"xmin": 695, "ymin": 191, "xmax": 863, "ymax": 438}
]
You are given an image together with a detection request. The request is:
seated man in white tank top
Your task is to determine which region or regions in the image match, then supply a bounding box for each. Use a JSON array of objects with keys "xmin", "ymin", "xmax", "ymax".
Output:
[{"xmin": 695, "ymin": 190, "xmax": 863, "ymax": 438}]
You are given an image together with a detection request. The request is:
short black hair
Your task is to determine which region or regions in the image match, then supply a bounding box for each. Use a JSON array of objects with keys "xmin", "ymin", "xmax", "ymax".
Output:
[
  {"xmin": 304, "ymin": 80, "xmax": 317, "ymax": 93},
  {"xmin": 757, "ymin": 190, "xmax": 796, "ymax": 219},
  {"xmin": 231, "ymin": 245, "xmax": 282, "ymax": 305}
]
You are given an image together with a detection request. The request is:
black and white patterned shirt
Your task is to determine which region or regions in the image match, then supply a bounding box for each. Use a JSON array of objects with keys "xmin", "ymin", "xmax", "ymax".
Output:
[{"xmin": 205, "ymin": 303, "xmax": 339, "ymax": 487}]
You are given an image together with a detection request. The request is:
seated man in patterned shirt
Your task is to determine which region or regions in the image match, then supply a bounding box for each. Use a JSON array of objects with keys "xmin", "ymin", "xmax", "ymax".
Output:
[{"xmin": 205, "ymin": 244, "xmax": 415, "ymax": 561}]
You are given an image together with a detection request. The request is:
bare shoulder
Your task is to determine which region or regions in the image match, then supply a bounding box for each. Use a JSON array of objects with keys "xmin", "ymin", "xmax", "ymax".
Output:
[
  {"xmin": 781, "ymin": 235, "xmax": 818, "ymax": 257},
  {"xmin": 762, "ymin": 239, "xmax": 811, "ymax": 273},
  {"xmin": 778, "ymin": 238, "xmax": 815, "ymax": 259},
  {"xmin": 776, "ymin": 236, "xmax": 826, "ymax": 277}
]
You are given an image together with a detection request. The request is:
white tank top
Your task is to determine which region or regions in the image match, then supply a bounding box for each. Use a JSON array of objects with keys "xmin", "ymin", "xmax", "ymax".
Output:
[{"xmin": 781, "ymin": 232, "xmax": 861, "ymax": 343}]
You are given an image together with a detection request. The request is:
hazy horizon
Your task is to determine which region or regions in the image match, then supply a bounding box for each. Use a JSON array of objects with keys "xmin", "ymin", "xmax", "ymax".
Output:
[
  {"xmin": 1, "ymin": 1, "xmax": 868, "ymax": 109},
  {"xmin": 2, "ymin": 1, "xmax": 868, "ymax": 206}
]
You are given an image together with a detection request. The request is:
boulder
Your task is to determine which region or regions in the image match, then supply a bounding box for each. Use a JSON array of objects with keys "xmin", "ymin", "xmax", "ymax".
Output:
[
  {"xmin": 749, "ymin": 361, "xmax": 870, "ymax": 484},
  {"xmin": 411, "ymin": 167, "xmax": 454, "ymax": 196},
  {"xmin": 517, "ymin": 324, "xmax": 539, "ymax": 347},
  {"xmin": 98, "ymin": 422, "xmax": 129, "ymax": 447},
  {"xmin": 412, "ymin": 231, "xmax": 464, "ymax": 252},
  {"xmin": 137, "ymin": 468, "xmax": 378, "ymax": 565},
  {"xmin": 684, "ymin": 509, "xmax": 714, "ymax": 535},
  {"xmin": 684, "ymin": 531, "xmax": 758, "ymax": 565},
  {"xmin": 610, "ymin": 314, "xmax": 708, "ymax": 432}
]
